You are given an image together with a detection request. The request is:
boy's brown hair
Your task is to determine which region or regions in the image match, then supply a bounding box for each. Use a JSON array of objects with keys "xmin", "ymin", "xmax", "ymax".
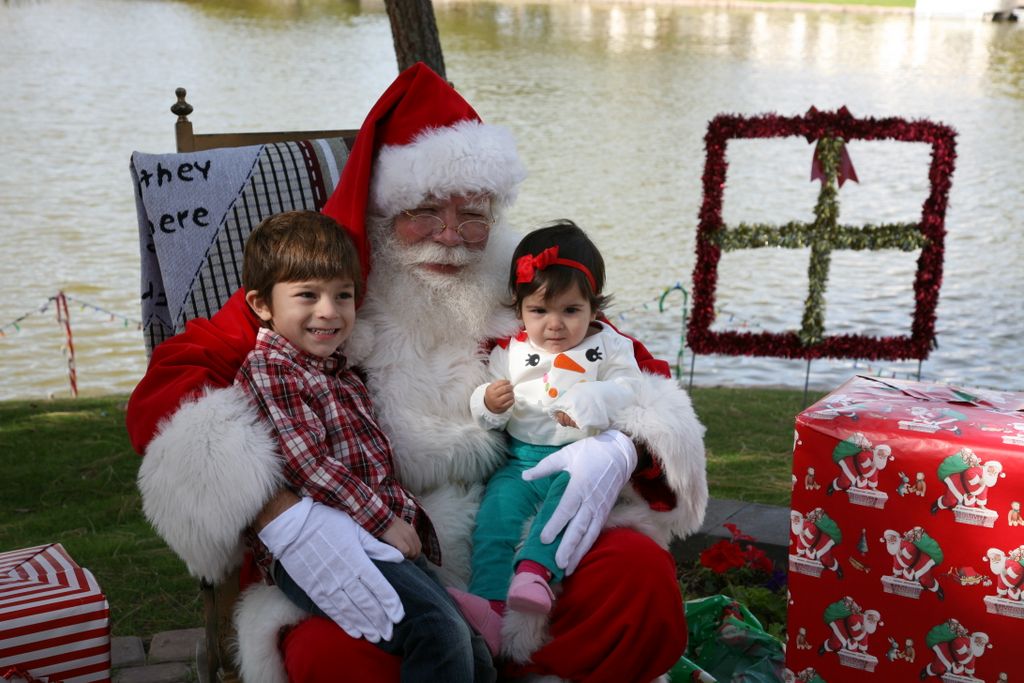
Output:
[{"xmin": 242, "ymin": 211, "xmax": 363, "ymax": 305}]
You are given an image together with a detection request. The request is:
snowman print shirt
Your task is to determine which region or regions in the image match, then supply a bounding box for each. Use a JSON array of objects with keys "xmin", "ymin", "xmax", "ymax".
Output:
[{"xmin": 470, "ymin": 320, "xmax": 643, "ymax": 447}]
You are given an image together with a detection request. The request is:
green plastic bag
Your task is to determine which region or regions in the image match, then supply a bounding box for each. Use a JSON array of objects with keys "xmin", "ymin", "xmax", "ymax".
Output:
[{"xmin": 668, "ymin": 595, "xmax": 785, "ymax": 683}]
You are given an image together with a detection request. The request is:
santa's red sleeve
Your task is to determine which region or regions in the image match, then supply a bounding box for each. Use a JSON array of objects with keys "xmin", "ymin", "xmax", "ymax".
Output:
[{"xmin": 126, "ymin": 288, "xmax": 260, "ymax": 453}]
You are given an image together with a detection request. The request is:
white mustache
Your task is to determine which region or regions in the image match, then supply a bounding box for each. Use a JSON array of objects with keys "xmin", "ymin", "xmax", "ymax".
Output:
[{"xmin": 398, "ymin": 241, "xmax": 477, "ymax": 268}]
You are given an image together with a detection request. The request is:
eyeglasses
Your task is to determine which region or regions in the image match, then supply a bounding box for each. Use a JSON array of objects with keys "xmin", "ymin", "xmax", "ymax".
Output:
[{"xmin": 400, "ymin": 211, "xmax": 492, "ymax": 244}]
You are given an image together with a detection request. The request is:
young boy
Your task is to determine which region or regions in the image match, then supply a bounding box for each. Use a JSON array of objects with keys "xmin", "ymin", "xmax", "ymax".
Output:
[{"xmin": 234, "ymin": 211, "xmax": 495, "ymax": 681}]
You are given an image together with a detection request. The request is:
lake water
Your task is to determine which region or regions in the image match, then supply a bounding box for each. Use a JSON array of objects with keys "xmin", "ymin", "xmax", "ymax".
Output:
[{"xmin": 1, "ymin": 0, "xmax": 1022, "ymax": 400}]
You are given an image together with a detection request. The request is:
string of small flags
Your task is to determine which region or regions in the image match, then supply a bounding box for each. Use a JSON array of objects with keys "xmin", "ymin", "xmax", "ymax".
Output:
[
  {"xmin": 1, "ymin": 292, "xmax": 141, "ymax": 398},
  {"xmin": 710, "ymin": 305, "xmax": 765, "ymax": 331},
  {"xmin": 64, "ymin": 295, "xmax": 142, "ymax": 330},
  {"xmin": 0, "ymin": 299, "xmax": 54, "ymax": 338},
  {"xmin": 0, "ymin": 295, "xmax": 141, "ymax": 337}
]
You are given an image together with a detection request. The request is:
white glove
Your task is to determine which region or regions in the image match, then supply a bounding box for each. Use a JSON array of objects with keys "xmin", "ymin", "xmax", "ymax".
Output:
[
  {"xmin": 522, "ymin": 429, "xmax": 638, "ymax": 575},
  {"xmin": 258, "ymin": 497, "xmax": 405, "ymax": 642}
]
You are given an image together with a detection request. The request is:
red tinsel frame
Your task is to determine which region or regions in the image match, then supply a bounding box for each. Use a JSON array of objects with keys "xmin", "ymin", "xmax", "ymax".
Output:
[{"xmin": 687, "ymin": 108, "xmax": 957, "ymax": 361}]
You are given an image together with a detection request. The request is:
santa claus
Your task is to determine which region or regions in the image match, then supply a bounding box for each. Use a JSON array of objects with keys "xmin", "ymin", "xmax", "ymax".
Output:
[
  {"xmin": 921, "ymin": 619, "xmax": 990, "ymax": 679},
  {"xmin": 792, "ymin": 508, "xmax": 844, "ymax": 578},
  {"xmin": 881, "ymin": 527, "xmax": 945, "ymax": 600},
  {"xmin": 931, "ymin": 447, "xmax": 1003, "ymax": 513},
  {"xmin": 818, "ymin": 596, "xmax": 882, "ymax": 655},
  {"xmin": 126, "ymin": 64, "xmax": 707, "ymax": 682},
  {"xmin": 984, "ymin": 545, "xmax": 1024, "ymax": 601},
  {"xmin": 826, "ymin": 432, "xmax": 892, "ymax": 495}
]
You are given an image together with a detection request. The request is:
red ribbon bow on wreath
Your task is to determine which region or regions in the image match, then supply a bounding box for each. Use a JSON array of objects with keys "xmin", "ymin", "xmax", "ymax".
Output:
[
  {"xmin": 811, "ymin": 142, "xmax": 859, "ymax": 187},
  {"xmin": 808, "ymin": 105, "xmax": 859, "ymax": 188},
  {"xmin": 515, "ymin": 246, "xmax": 597, "ymax": 292}
]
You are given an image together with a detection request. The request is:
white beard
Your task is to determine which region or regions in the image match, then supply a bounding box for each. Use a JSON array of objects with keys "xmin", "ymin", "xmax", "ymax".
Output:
[{"xmin": 365, "ymin": 218, "xmax": 516, "ymax": 343}]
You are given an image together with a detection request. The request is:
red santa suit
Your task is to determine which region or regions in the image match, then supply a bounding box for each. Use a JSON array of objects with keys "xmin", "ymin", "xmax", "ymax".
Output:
[
  {"xmin": 929, "ymin": 637, "xmax": 974, "ymax": 676},
  {"xmin": 828, "ymin": 434, "xmax": 888, "ymax": 493},
  {"xmin": 821, "ymin": 598, "xmax": 879, "ymax": 655},
  {"xmin": 923, "ymin": 620, "xmax": 988, "ymax": 678},
  {"xmin": 891, "ymin": 528, "xmax": 943, "ymax": 595},
  {"xmin": 795, "ymin": 510, "xmax": 842, "ymax": 574},
  {"xmin": 826, "ymin": 613, "xmax": 866, "ymax": 652},
  {"xmin": 126, "ymin": 63, "xmax": 708, "ymax": 683},
  {"xmin": 934, "ymin": 449, "xmax": 992, "ymax": 511},
  {"xmin": 992, "ymin": 548, "xmax": 1024, "ymax": 601}
]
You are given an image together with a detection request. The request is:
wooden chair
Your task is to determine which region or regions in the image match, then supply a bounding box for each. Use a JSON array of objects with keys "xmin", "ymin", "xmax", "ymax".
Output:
[
  {"xmin": 171, "ymin": 88, "xmax": 357, "ymax": 153},
  {"xmin": 144, "ymin": 88, "xmax": 359, "ymax": 682}
]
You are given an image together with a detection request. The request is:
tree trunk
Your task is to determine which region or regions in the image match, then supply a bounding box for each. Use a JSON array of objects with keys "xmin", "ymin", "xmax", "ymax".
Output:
[{"xmin": 384, "ymin": 0, "xmax": 446, "ymax": 80}]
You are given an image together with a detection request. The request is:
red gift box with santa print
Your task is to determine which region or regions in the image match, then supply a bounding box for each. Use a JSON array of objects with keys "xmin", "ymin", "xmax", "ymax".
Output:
[
  {"xmin": 0, "ymin": 544, "xmax": 110, "ymax": 683},
  {"xmin": 785, "ymin": 375, "xmax": 1023, "ymax": 683}
]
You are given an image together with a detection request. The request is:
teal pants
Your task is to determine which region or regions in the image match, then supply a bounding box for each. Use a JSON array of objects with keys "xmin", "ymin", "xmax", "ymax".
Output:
[{"xmin": 468, "ymin": 438, "xmax": 569, "ymax": 601}]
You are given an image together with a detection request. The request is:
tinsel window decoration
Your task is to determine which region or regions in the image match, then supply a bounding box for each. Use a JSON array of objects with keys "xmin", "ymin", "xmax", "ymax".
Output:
[{"xmin": 687, "ymin": 106, "xmax": 957, "ymax": 361}]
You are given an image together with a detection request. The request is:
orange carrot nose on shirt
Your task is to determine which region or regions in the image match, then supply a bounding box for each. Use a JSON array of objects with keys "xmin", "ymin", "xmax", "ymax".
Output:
[{"xmin": 553, "ymin": 353, "xmax": 586, "ymax": 372}]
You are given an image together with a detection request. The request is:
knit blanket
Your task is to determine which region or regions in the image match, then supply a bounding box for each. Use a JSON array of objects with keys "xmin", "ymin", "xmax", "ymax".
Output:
[{"xmin": 131, "ymin": 138, "xmax": 350, "ymax": 355}]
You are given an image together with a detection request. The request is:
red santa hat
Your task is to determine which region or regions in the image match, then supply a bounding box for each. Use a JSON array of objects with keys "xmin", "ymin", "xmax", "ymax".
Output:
[{"xmin": 322, "ymin": 62, "xmax": 526, "ymax": 282}]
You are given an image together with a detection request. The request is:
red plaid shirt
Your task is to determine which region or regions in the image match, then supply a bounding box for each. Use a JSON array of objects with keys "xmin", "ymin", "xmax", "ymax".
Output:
[{"xmin": 236, "ymin": 328, "xmax": 440, "ymax": 577}]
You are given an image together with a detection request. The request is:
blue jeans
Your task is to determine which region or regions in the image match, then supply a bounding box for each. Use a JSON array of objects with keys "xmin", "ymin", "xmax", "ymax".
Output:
[{"xmin": 273, "ymin": 556, "xmax": 495, "ymax": 683}]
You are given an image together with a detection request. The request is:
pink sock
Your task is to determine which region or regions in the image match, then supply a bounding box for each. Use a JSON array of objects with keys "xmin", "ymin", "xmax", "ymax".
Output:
[{"xmin": 515, "ymin": 559, "xmax": 553, "ymax": 582}]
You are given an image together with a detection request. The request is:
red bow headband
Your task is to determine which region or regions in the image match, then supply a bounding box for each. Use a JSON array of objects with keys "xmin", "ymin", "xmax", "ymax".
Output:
[{"xmin": 515, "ymin": 246, "xmax": 597, "ymax": 293}]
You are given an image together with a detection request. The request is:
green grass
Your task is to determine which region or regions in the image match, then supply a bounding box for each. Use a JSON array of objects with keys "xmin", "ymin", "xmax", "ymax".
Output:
[
  {"xmin": 690, "ymin": 386, "xmax": 817, "ymax": 507},
  {"xmin": 0, "ymin": 396, "xmax": 202, "ymax": 637},
  {"xmin": 0, "ymin": 387, "xmax": 809, "ymax": 635}
]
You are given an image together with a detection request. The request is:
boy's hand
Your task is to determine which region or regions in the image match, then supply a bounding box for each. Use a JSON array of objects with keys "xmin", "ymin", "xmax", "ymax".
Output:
[
  {"xmin": 381, "ymin": 517, "xmax": 422, "ymax": 559},
  {"xmin": 484, "ymin": 380, "xmax": 515, "ymax": 413},
  {"xmin": 553, "ymin": 410, "xmax": 578, "ymax": 429}
]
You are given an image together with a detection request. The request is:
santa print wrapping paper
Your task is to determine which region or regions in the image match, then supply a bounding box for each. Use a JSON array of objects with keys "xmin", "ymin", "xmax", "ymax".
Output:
[
  {"xmin": 785, "ymin": 375, "xmax": 1023, "ymax": 683},
  {"xmin": 0, "ymin": 544, "xmax": 110, "ymax": 683}
]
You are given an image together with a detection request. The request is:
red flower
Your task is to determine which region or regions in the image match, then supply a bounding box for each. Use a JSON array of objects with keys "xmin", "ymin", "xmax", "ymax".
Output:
[
  {"xmin": 724, "ymin": 522, "xmax": 755, "ymax": 543},
  {"xmin": 700, "ymin": 539, "xmax": 747, "ymax": 573},
  {"xmin": 743, "ymin": 544, "xmax": 774, "ymax": 574},
  {"xmin": 698, "ymin": 525, "xmax": 774, "ymax": 575}
]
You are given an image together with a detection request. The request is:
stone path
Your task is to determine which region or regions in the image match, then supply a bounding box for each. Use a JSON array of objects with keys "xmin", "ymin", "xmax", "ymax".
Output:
[
  {"xmin": 110, "ymin": 497, "xmax": 790, "ymax": 682},
  {"xmin": 111, "ymin": 628, "xmax": 204, "ymax": 683},
  {"xmin": 671, "ymin": 496, "xmax": 791, "ymax": 566}
]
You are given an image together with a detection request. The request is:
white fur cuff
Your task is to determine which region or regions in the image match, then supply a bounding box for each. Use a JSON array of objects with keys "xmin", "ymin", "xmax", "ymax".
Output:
[
  {"xmin": 137, "ymin": 385, "xmax": 284, "ymax": 582},
  {"xmin": 234, "ymin": 584, "xmax": 307, "ymax": 683},
  {"xmin": 612, "ymin": 374, "xmax": 708, "ymax": 540}
]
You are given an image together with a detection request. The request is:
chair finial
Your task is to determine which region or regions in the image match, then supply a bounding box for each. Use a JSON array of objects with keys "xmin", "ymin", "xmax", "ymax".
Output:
[{"xmin": 172, "ymin": 87, "xmax": 193, "ymax": 122}]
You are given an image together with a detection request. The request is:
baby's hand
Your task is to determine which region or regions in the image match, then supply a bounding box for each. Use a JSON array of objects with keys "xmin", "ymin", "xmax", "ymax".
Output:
[
  {"xmin": 381, "ymin": 517, "xmax": 421, "ymax": 559},
  {"xmin": 484, "ymin": 380, "xmax": 515, "ymax": 413},
  {"xmin": 552, "ymin": 410, "xmax": 578, "ymax": 429}
]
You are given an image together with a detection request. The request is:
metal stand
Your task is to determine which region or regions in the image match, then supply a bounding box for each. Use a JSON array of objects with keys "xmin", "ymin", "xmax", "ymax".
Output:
[{"xmin": 803, "ymin": 359, "xmax": 812, "ymax": 407}]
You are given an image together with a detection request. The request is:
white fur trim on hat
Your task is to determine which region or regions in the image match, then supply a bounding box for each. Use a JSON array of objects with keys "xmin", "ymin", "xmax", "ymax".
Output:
[{"xmin": 371, "ymin": 120, "xmax": 526, "ymax": 216}]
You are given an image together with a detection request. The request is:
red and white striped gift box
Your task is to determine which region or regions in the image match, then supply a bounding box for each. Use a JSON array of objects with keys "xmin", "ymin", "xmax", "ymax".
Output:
[{"xmin": 0, "ymin": 544, "xmax": 110, "ymax": 683}]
